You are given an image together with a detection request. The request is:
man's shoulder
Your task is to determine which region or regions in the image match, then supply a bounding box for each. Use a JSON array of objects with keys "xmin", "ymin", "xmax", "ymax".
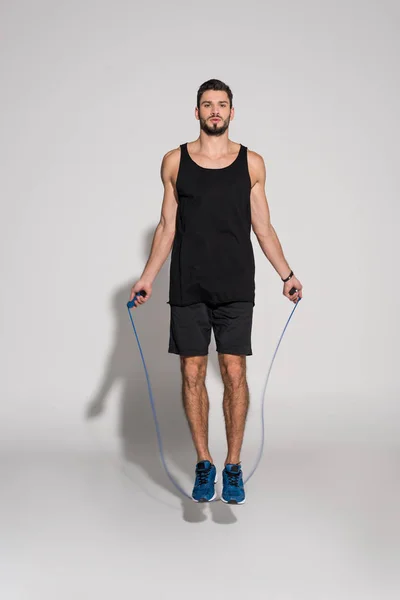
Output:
[
  {"xmin": 246, "ymin": 148, "xmax": 265, "ymax": 167},
  {"xmin": 245, "ymin": 148, "xmax": 266, "ymax": 186},
  {"xmin": 160, "ymin": 146, "xmax": 181, "ymax": 182},
  {"xmin": 162, "ymin": 145, "xmax": 182, "ymax": 165}
]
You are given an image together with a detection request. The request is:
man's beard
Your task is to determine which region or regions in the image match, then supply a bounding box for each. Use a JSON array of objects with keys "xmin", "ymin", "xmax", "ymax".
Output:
[{"xmin": 199, "ymin": 116, "xmax": 230, "ymax": 137}]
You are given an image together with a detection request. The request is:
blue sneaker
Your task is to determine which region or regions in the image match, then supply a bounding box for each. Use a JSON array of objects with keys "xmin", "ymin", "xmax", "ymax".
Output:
[
  {"xmin": 221, "ymin": 464, "xmax": 246, "ymax": 504},
  {"xmin": 192, "ymin": 460, "xmax": 217, "ymax": 502}
]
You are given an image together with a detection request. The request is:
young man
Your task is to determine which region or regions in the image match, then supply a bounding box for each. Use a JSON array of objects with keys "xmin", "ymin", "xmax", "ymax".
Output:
[{"xmin": 129, "ymin": 79, "xmax": 303, "ymax": 504}]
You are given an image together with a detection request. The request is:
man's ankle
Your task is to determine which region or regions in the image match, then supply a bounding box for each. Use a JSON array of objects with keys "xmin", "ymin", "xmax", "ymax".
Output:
[{"xmin": 197, "ymin": 456, "xmax": 214, "ymax": 464}]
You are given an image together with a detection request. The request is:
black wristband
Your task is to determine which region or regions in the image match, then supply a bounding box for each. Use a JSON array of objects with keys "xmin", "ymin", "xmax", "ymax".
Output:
[{"xmin": 281, "ymin": 270, "xmax": 293, "ymax": 283}]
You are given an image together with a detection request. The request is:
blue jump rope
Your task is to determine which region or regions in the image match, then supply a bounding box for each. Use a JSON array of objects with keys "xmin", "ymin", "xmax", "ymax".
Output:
[{"xmin": 127, "ymin": 288, "xmax": 301, "ymax": 501}]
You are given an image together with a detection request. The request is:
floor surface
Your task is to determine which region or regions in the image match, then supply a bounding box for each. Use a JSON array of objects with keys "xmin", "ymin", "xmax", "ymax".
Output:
[{"xmin": 1, "ymin": 441, "xmax": 399, "ymax": 600}]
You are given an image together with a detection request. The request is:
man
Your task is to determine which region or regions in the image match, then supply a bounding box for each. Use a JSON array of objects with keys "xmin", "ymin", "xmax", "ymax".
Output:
[{"xmin": 129, "ymin": 79, "xmax": 303, "ymax": 505}]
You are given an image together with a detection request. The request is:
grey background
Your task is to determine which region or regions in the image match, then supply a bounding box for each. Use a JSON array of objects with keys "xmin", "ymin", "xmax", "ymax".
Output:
[{"xmin": 1, "ymin": 1, "xmax": 399, "ymax": 599}]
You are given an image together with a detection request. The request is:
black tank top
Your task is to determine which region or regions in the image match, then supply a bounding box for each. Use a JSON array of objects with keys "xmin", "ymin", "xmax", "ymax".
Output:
[{"xmin": 168, "ymin": 142, "xmax": 255, "ymax": 306}]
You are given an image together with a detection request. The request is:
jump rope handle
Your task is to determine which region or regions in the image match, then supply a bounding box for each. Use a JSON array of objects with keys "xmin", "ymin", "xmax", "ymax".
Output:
[
  {"xmin": 127, "ymin": 290, "xmax": 147, "ymax": 309},
  {"xmin": 289, "ymin": 286, "xmax": 297, "ymax": 296}
]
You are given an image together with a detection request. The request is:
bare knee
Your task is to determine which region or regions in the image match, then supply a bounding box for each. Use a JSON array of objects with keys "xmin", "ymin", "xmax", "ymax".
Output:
[
  {"xmin": 180, "ymin": 356, "xmax": 208, "ymax": 389},
  {"xmin": 218, "ymin": 354, "xmax": 247, "ymax": 389}
]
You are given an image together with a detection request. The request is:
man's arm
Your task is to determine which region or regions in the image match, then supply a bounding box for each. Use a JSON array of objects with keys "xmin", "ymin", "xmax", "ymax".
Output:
[
  {"xmin": 248, "ymin": 150, "xmax": 292, "ymax": 280},
  {"xmin": 139, "ymin": 149, "xmax": 179, "ymax": 283},
  {"xmin": 129, "ymin": 148, "xmax": 179, "ymax": 305}
]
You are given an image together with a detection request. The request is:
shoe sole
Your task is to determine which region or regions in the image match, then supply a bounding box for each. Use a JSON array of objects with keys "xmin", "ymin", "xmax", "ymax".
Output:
[
  {"xmin": 221, "ymin": 496, "xmax": 246, "ymax": 505},
  {"xmin": 192, "ymin": 473, "xmax": 218, "ymax": 503}
]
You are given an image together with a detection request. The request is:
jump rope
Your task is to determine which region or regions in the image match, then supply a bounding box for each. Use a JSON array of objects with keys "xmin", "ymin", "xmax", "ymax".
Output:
[{"xmin": 126, "ymin": 287, "xmax": 301, "ymax": 501}]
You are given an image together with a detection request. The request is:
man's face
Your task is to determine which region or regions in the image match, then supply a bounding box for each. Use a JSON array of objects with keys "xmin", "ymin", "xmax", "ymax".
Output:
[{"xmin": 196, "ymin": 91, "xmax": 233, "ymax": 136}]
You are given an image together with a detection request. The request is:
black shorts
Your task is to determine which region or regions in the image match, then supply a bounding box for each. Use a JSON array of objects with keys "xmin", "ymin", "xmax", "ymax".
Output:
[{"xmin": 168, "ymin": 301, "xmax": 253, "ymax": 356}]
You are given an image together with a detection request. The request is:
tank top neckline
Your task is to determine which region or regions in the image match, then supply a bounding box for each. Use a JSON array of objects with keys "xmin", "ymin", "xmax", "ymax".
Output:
[{"xmin": 184, "ymin": 142, "xmax": 243, "ymax": 171}]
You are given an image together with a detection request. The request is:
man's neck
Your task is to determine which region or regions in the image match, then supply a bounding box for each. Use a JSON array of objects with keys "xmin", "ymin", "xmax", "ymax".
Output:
[{"xmin": 195, "ymin": 133, "xmax": 233, "ymax": 157}]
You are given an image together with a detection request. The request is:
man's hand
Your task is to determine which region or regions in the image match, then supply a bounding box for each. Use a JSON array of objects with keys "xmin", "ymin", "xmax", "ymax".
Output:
[
  {"xmin": 283, "ymin": 276, "xmax": 303, "ymax": 304},
  {"xmin": 129, "ymin": 279, "xmax": 153, "ymax": 308}
]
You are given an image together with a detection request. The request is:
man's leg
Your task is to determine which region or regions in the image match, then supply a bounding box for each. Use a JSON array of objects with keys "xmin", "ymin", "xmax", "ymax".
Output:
[
  {"xmin": 180, "ymin": 355, "xmax": 214, "ymax": 464},
  {"xmin": 218, "ymin": 353, "xmax": 249, "ymax": 465},
  {"xmin": 169, "ymin": 305, "xmax": 216, "ymax": 502}
]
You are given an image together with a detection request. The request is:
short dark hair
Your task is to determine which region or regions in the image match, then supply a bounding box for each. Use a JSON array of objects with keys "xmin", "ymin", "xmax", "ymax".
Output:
[{"xmin": 197, "ymin": 79, "xmax": 233, "ymax": 109}]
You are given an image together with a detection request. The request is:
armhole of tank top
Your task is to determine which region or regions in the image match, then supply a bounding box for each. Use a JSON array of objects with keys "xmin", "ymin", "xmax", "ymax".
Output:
[
  {"xmin": 176, "ymin": 143, "xmax": 186, "ymax": 190},
  {"xmin": 242, "ymin": 145, "xmax": 252, "ymax": 189}
]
